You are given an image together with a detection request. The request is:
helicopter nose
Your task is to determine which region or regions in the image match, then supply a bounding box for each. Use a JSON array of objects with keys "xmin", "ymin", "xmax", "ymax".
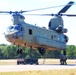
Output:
[
  {"xmin": 4, "ymin": 33, "xmax": 13, "ymax": 42},
  {"xmin": 4, "ymin": 31, "xmax": 18, "ymax": 40},
  {"xmin": 4, "ymin": 31, "xmax": 23, "ymax": 41}
]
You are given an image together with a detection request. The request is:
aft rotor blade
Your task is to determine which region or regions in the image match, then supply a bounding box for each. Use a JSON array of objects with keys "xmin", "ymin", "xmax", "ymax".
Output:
[
  {"xmin": 58, "ymin": 1, "xmax": 74, "ymax": 14},
  {"xmin": 25, "ymin": 13, "xmax": 76, "ymax": 17},
  {"xmin": 0, "ymin": 1, "xmax": 75, "ymax": 14},
  {"xmin": 24, "ymin": 14, "xmax": 57, "ymax": 16},
  {"xmin": 61, "ymin": 14, "xmax": 76, "ymax": 17},
  {"xmin": 22, "ymin": 2, "xmax": 75, "ymax": 13}
]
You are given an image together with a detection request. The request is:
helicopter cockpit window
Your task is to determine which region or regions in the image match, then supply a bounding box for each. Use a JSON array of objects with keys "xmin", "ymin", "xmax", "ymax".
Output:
[
  {"xmin": 7, "ymin": 26, "xmax": 14, "ymax": 31},
  {"xmin": 7, "ymin": 25, "xmax": 23, "ymax": 32},
  {"xmin": 14, "ymin": 25, "xmax": 20, "ymax": 30},
  {"xmin": 20, "ymin": 26, "xmax": 23, "ymax": 31},
  {"xmin": 10, "ymin": 26, "xmax": 14, "ymax": 29},
  {"xmin": 14, "ymin": 25, "xmax": 23, "ymax": 31}
]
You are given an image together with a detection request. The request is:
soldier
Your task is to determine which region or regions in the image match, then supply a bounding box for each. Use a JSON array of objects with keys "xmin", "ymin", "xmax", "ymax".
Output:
[
  {"xmin": 63, "ymin": 55, "xmax": 67, "ymax": 65},
  {"xmin": 60, "ymin": 54, "xmax": 67, "ymax": 65},
  {"xmin": 60, "ymin": 54, "xmax": 64, "ymax": 65}
]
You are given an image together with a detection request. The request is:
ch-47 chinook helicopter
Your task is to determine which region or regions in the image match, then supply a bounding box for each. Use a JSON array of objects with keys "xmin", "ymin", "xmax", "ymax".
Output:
[{"xmin": 2, "ymin": 1, "xmax": 75, "ymax": 61}]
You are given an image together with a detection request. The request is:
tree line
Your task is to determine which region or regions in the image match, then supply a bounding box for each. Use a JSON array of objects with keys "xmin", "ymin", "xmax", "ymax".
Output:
[{"xmin": 0, "ymin": 44, "xmax": 76, "ymax": 59}]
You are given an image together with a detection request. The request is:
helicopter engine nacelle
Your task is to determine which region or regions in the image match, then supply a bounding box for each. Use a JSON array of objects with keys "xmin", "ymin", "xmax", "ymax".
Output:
[
  {"xmin": 55, "ymin": 25, "xmax": 63, "ymax": 33},
  {"xmin": 48, "ymin": 16, "xmax": 64, "ymax": 30},
  {"xmin": 62, "ymin": 28, "xmax": 68, "ymax": 33},
  {"xmin": 64, "ymin": 35, "xmax": 69, "ymax": 43},
  {"xmin": 56, "ymin": 26, "xmax": 68, "ymax": 33}
]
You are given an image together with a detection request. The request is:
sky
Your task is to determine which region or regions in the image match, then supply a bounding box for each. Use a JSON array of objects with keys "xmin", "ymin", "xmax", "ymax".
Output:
[{"xmin": 0, "ymin": 0, "xmax": 76, "ymax": 46}]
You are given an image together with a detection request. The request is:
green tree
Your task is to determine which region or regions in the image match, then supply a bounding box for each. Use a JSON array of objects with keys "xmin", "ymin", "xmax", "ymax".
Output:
[{"xmin": 67, "ymin": 45, "xmax": 76, "ymax": 59}]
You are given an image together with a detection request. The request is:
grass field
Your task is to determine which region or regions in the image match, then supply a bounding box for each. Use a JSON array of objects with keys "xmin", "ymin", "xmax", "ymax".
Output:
[{"xmin": 0, "ymin": 59, "xmax": 76, "ymax": 75}]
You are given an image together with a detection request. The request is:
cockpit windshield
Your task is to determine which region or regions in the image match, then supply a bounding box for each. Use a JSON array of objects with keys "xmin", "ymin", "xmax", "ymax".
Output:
[
  {"xmin": 7, "ymin": 25, "xmax": 21, "ymax": 32},
  {"xmin": 14, "ymin": 25, "xmax": 20, "ymax": 30}
]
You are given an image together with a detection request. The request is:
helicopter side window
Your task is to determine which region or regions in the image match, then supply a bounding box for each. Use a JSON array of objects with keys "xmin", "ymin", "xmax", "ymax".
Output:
[
  {"xmin": 38, "ymin": 32, "xmax": 40, "ymax": 35},
  {"xmin": 44, "ymin": 34, "xmax": 46, "ymax": 37},
  {"xmin": 51, "ymin": 35, "xmax": 53, "ymax": 39},
  {"xmin": 29, "ymin": 29, "xmax": 32, "ymax": 35}
]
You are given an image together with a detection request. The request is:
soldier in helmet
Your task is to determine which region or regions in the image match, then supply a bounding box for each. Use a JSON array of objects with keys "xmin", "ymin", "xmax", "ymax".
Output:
[{"xmin": 60, "ymin": 54, "xmax": 67, "ymax": 65}]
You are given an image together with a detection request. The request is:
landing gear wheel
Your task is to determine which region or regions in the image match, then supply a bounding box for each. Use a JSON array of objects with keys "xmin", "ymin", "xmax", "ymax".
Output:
[
  {"xmin": 38, "ymin": 47, "xmax": 46, "ymax": 56},
  {"xmin": 17, "ymin": 48, "xmax": 22, "ymax": 54},
  {"xmin": 63, "ymin": 50, "xmax": 66, "ymax": 55}
]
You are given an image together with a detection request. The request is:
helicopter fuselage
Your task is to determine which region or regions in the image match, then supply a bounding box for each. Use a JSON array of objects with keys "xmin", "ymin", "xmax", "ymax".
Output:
[{"xmin": 5, "ymin": 22, "xmax": 67, "ymax": 50}]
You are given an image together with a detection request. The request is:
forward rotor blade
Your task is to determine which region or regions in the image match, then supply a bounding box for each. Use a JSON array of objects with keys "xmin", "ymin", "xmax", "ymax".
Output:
[
  {"xmin": 0, "ymin": 11, "xmax": 10, "ymax": 13},
  {"xmin": 0, "ymin": 11, "xmax": 24, "ymax": 14},
  {"xmin": 58, "ymin": 1, "xmax": 74, "ymax": 14}
]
